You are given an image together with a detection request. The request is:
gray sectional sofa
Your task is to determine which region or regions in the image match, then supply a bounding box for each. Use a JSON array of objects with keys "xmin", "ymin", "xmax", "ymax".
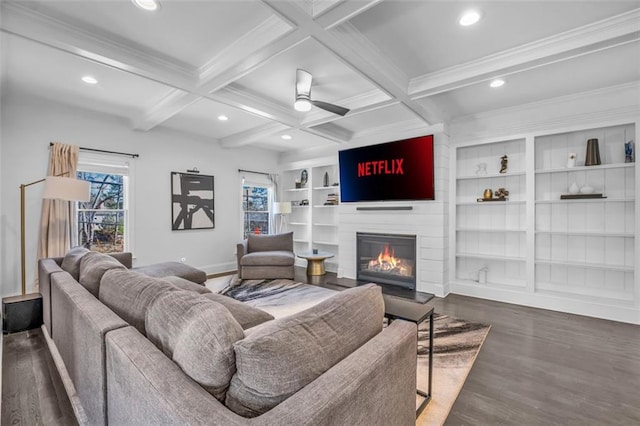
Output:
[{"xmin": 40, "ymin": 247, "xmax": 418, "ymax": 426}]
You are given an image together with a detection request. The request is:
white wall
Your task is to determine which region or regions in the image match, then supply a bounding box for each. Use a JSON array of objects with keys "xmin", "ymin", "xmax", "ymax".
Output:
[{"xmin": 0, "ymin": 91, "xmax": 279, "ymax": 297}]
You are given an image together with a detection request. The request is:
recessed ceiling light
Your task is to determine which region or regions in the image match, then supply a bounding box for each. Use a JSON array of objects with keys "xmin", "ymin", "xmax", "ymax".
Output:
[
  {"xmin": 490, "ymin": 79, "xmax": 505, "ymax": 88},
  {"xmin": 81, "ymin": 76, "xmax": 98, "ymax": 85},
  {"xmin": 132, "ymin": 0, "xmax": 159, "ymax": 11},
  {"xmin": 459, "ymin": 10, "xmax": 481, "ymax": 26},
  {"xmin": 281, "ymin": 135, "xmax": 292, "ymax": 140},
  {"xmin": 217, "ymin": 115, "xmax": 228, "ymax": 121}
]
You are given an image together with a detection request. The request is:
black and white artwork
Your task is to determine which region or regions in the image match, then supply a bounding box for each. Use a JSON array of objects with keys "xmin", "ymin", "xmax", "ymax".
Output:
[{"xmin": 171, "ymin": 172, "xmax": 214, "ymax": 230}]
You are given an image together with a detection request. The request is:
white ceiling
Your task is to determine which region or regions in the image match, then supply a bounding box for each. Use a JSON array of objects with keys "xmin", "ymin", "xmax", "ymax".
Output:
[{"xmin": 2, "ymin": 0, "xmax": 639, "ymax": 153}]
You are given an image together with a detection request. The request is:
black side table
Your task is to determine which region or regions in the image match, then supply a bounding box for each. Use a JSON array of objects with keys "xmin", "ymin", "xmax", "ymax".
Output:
[{"xmin": 382, "ymin": 294, "xmax": 434, "ymax": 417}]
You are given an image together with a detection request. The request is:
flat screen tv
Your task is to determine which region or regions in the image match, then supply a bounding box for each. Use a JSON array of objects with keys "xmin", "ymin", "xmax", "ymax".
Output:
[{"xmin": 339, "ymin": 135, "xmax": 434, "ymax": 202}]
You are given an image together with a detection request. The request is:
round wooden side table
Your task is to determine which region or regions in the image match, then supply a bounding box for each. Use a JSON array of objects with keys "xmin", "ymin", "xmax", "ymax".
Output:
[{"xmin": 297, "ymin": 251, "xmax": 335, "ymax": 276}]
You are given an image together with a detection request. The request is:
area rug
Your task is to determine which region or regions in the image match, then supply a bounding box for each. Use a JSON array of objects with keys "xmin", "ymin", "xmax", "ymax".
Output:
[
  {"xmin": 416, "ymin": 314, "xmax": 491, "ymax": 426},
  {"xmin": 213, "ymin": 277, "xmax": 490, "ymax": 425}
]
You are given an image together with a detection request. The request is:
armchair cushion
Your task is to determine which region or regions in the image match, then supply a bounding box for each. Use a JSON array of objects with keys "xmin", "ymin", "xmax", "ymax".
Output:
[
  {"xmin": 247, "ymin": 232, "xmax": 293, "ymax": 253},
  {"xmin": 240, "ymin": 251, "xmax": 295, "ymax": 266}
]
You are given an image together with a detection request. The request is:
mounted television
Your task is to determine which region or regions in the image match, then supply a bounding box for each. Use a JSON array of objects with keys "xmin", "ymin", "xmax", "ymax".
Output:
[{"xmin": 339, "ymin": 135, "xmax": 434, "ymax": 202}]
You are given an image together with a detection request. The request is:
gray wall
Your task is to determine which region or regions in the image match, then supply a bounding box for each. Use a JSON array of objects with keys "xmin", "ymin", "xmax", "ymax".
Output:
[{"xmin": 0, "ymin": 91, "xmax": 279, "ymax": 297}]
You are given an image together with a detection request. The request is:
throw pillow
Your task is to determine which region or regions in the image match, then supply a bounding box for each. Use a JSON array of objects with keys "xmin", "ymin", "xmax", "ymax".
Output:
[
  {"xmin": 146, "ymin": 290, "xmax": 244, "ymax": 402},
  {"xmin": 225, "ymin": 284, "xmax": 384, "ymax": 418},
  {"xmin": 99, "ymin": 269, "xmax": 178, "ymax": 335},
  {"xmin": 60, "ymin": 246, "xmax": 90, "ymax": 281},
  {"xmin": 78, "ymin": 251, "xmax": 126, "ymax": 298}
]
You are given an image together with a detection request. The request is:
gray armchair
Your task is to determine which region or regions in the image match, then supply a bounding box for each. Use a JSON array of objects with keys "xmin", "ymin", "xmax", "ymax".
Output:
[{"xmin": 236, "ymin": 232, "xmax": 295, "ymax": 279}]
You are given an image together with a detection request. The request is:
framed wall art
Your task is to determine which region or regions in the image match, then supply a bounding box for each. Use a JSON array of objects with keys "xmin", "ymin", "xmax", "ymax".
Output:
[{"xmin": 171, "ymin": 172, "xmax": 214, "ymax": 230}]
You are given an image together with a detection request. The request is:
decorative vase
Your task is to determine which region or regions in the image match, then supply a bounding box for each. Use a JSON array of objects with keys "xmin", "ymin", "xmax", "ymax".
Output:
[
  {"xmin": 569, "ymin": 182, "xmax": 580, "ymax": 194},
  {"xmin": 323, "ymin": 172, "xmax": 329, "ymax": 187},
  {"xmin": 483, "ymin": 188, "xmax": 493, "ymax": 199},
  {"xmin": 566, "ymin": 153, "xmax": 576, "ymax": 168},
  {"xmin": 585, "ymin": 138, "xmax": 601, "ymax": 166},
  {"xmin": 580, "ymin": 184, "xmax": 594, "ymax": 194}
]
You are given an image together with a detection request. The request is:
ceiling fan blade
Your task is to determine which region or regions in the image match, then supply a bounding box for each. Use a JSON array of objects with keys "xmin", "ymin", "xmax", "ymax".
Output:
[
  {"xmin": 296, "ymin": 69, "xmax": 313, "ymax": 97},
  {"xmin": 311, "ymin": 100, "xmax": 350, "ymax": 116}
]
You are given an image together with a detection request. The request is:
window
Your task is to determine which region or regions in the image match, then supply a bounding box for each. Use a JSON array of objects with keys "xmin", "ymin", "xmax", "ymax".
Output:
[
  {"xmin": 76, "ymin": 154, "xmax": 132, "ymax": 253},
  {"xmin": 242, "ymin": 185, "xmax": 270, "ymax": 238}
]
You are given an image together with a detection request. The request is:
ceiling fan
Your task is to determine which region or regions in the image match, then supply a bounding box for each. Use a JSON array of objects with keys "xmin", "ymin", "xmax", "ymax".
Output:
[{"xmin": 294, "ymin": 69, "xmax": 350, "ymax": 116}]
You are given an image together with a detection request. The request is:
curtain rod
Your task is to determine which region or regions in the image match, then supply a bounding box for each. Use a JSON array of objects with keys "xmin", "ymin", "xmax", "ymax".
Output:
[
  {"xmin": 50, "ymin": 142, "xmax": 139, "ymax": 158},
  {"xmin": 238, "ymin": 168, "xmax": 270, "ymax": 176}
]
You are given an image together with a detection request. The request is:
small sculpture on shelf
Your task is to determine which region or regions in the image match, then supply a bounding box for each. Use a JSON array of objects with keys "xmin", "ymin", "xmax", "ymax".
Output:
[
  {"xmin": 475, "ymin": 162, "xmax": 487, "ymax": 176},
  {"xmin": 499, "ymin": 155, "xmax": 508, "ymax": 173},
  {"xmin": 323, "ymin": 171, "xmax": 329, "ymax": 187},
  {"xmin": 494, "ymin": 188, "xmax": 509, "ymax": 199},
  {"xmin": 483, "ymin": 188, "xmax": 493, "ymax": 200},
  {"xmin": 566, "ymin": 152, "xmax": 576, "ymax": 168},
  {"xmin": 625, "ymin": 141, "xmax": 635, "ymax": 163}
]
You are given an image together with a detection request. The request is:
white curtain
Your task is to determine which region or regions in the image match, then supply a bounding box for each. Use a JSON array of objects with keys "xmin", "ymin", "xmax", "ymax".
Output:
[{"xmin": 35, "ymin": 143, "xmax": 80, "ymax": 289}]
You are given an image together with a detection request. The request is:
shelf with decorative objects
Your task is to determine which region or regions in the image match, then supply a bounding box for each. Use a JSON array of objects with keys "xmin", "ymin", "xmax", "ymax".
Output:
[
  {"xmin": 534, "ymin": 122, "xmax": 635, "ymax": 304},
  {"xmin": 454, "ymin": 137, "xmax": 527, "ymax": 289},
  {"xmin": 279, "ymin": 161, "xmax": 340, "ymax": 273}
]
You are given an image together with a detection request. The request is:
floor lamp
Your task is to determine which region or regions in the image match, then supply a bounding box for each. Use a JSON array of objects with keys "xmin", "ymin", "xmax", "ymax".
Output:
[
  {"xmin": 20, "ymin": 175, "xmax": 91, "ymax": 295},
  {"xmin": 3, "ymin": 175, "xmax": 91, "ymax": 333},
  {"xmin": 273, "ymin": 201, "xmax": 291, "ymax": 234}
]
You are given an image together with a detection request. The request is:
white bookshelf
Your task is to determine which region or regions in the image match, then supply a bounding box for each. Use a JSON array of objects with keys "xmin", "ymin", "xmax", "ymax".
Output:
[
  {"xmin": 280, "ymin": 162, "xmax": 340, "ymax": 272},
  {"xmin": 534, "ymin": 123, "xmax": 636, "ymax": 302},
  {"xmin": 452, "ymin": 121, "xmax": 637, "ymax": 319},
  {"xmin": 455, "ymin": 138, "xmax": 527, "ymax": 287}
]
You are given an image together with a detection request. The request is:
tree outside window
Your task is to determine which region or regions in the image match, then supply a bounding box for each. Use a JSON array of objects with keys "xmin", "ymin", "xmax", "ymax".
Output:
[
  {"xmin": 77, "ymin": 171, "xmax": 126, "ymax": 253},
  {"xmin": 243, "ymin": 185, "xmax": 269, "ymax": 238}
]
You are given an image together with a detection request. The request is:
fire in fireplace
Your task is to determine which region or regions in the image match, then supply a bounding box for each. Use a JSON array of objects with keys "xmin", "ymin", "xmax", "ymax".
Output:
[{"xmin": 357, "ymin": 232, "xmax": 416, "ymax": 290}]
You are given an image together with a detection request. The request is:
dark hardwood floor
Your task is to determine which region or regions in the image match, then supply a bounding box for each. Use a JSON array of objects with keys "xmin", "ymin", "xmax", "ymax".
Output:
[
  {"xmin": 2, "ymin": 328, "xmax": 77, "ymax": 426},
  {"xmin": 3, "ymin": 270, "xmax": 639, "ymax": 425}
]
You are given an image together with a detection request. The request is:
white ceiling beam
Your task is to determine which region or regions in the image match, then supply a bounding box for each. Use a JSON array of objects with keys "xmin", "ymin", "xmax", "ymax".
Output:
[
  {"xmin": 409, "ymin": 8, "xmax": 640, "ymax": 98},
  {"xmin": 262, "ymin": 1, "xmax": 443, "ymax": 125},
  {"xmin": 315, "ymin": 0, "xmax": 385, "ymax": 29},
  {"xmin": 1, "ymin": 2, "xmax": 196, "ymax": 89},
  {"xmin": 131, "ymin": 89, "xmax": 200, "ymax": 131},
  {"xmin": 220, "ymin": 122, "xmax": 289, "ymax": 148}
]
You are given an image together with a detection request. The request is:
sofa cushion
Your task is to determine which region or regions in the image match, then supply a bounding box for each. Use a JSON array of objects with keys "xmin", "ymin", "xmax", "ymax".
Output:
[
  {"xmin": 203, "ymin": 293, "xmax": 274, "ymax": 329},
  {"xmin": 225, "ymin": 284, "xmax": 384, "ymax": 418},
  {"xmin": 146, "ymin": 291, "xmax": 244, "ymax": 402},
  {"xmin": 61, "ymin": 246, "xmax": 90, "ymax": 280},
  {"xmin": 79, "ymin": 252, "xmax": 127, "ymax": 298},
  {"xmin": 247, "ymin": 232, "xmax": 293, "ymax": 253},
  {"xmin": 133, "ymin": 261, "xmax": 207, "ymax": 284},
  {"xmin": 240, "ymin": 251, "xmax": 295, "ymax": 267},
  {"xmin": 99, "ymin": 270, "xmax": 178, "ymax": 335},
  {"xmin": 162, "ymin": 276, "xmax": 212, "ymax": 294}
]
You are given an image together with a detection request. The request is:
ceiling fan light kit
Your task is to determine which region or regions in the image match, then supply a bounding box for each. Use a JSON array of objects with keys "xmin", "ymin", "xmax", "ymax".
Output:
[{"xmin": 295, "ymin": 69, "xmax": 350, "ymax": 116}]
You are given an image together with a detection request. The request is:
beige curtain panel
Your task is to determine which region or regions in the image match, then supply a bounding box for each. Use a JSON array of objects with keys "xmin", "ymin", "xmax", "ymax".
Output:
[{"xmin": 36, "ymin": 143, "xmax": 81, "ymax": 288}]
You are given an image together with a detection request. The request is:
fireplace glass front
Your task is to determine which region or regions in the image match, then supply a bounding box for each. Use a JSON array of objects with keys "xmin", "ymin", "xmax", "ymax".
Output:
[{"xmin": 356, "ymin": 232, "xmax": 416, "ymax": 290}]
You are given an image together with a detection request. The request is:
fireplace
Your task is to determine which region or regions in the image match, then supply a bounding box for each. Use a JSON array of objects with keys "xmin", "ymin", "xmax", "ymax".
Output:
[{"xmin": 356, "ymin": 232, "xmax": 416, "ymax": 290}]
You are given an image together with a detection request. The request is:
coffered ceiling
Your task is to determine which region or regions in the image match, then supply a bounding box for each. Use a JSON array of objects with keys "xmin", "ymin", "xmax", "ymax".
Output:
[{"xmin": 2, "ymin": 0, "xmax": 639, "ymax": 153}]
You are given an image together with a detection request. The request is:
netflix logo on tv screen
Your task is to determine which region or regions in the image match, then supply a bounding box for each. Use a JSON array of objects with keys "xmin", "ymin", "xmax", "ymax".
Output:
[{"xmin": 339, "ymin": 135, "xmax": 435, "ymax": 202}]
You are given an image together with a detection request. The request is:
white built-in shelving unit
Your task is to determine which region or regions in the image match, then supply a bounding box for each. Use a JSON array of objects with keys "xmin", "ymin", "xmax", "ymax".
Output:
[
  {"xmin": 534, "ymin": 123, "xmax": 636, "ymax": 303},
  {"xmin": 281, "ymin": 162, "xmax": 340, "ymax": 271},
  {"xmin": 452, "ymin": 121, "xmax": 638, "ymax": 323},
  {"xmin": 455, "ymin": 138, "xmax": 527, "ymax": 288}
]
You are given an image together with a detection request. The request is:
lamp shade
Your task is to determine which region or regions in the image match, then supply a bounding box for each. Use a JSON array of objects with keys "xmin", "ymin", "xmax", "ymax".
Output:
[
  {"xmin": 273, "ymin": 201, "xmax": 292, "ymax": 215},
  {"xmin": 42, "ymin": 176, "xmax": 91, "ymax": 202}
]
